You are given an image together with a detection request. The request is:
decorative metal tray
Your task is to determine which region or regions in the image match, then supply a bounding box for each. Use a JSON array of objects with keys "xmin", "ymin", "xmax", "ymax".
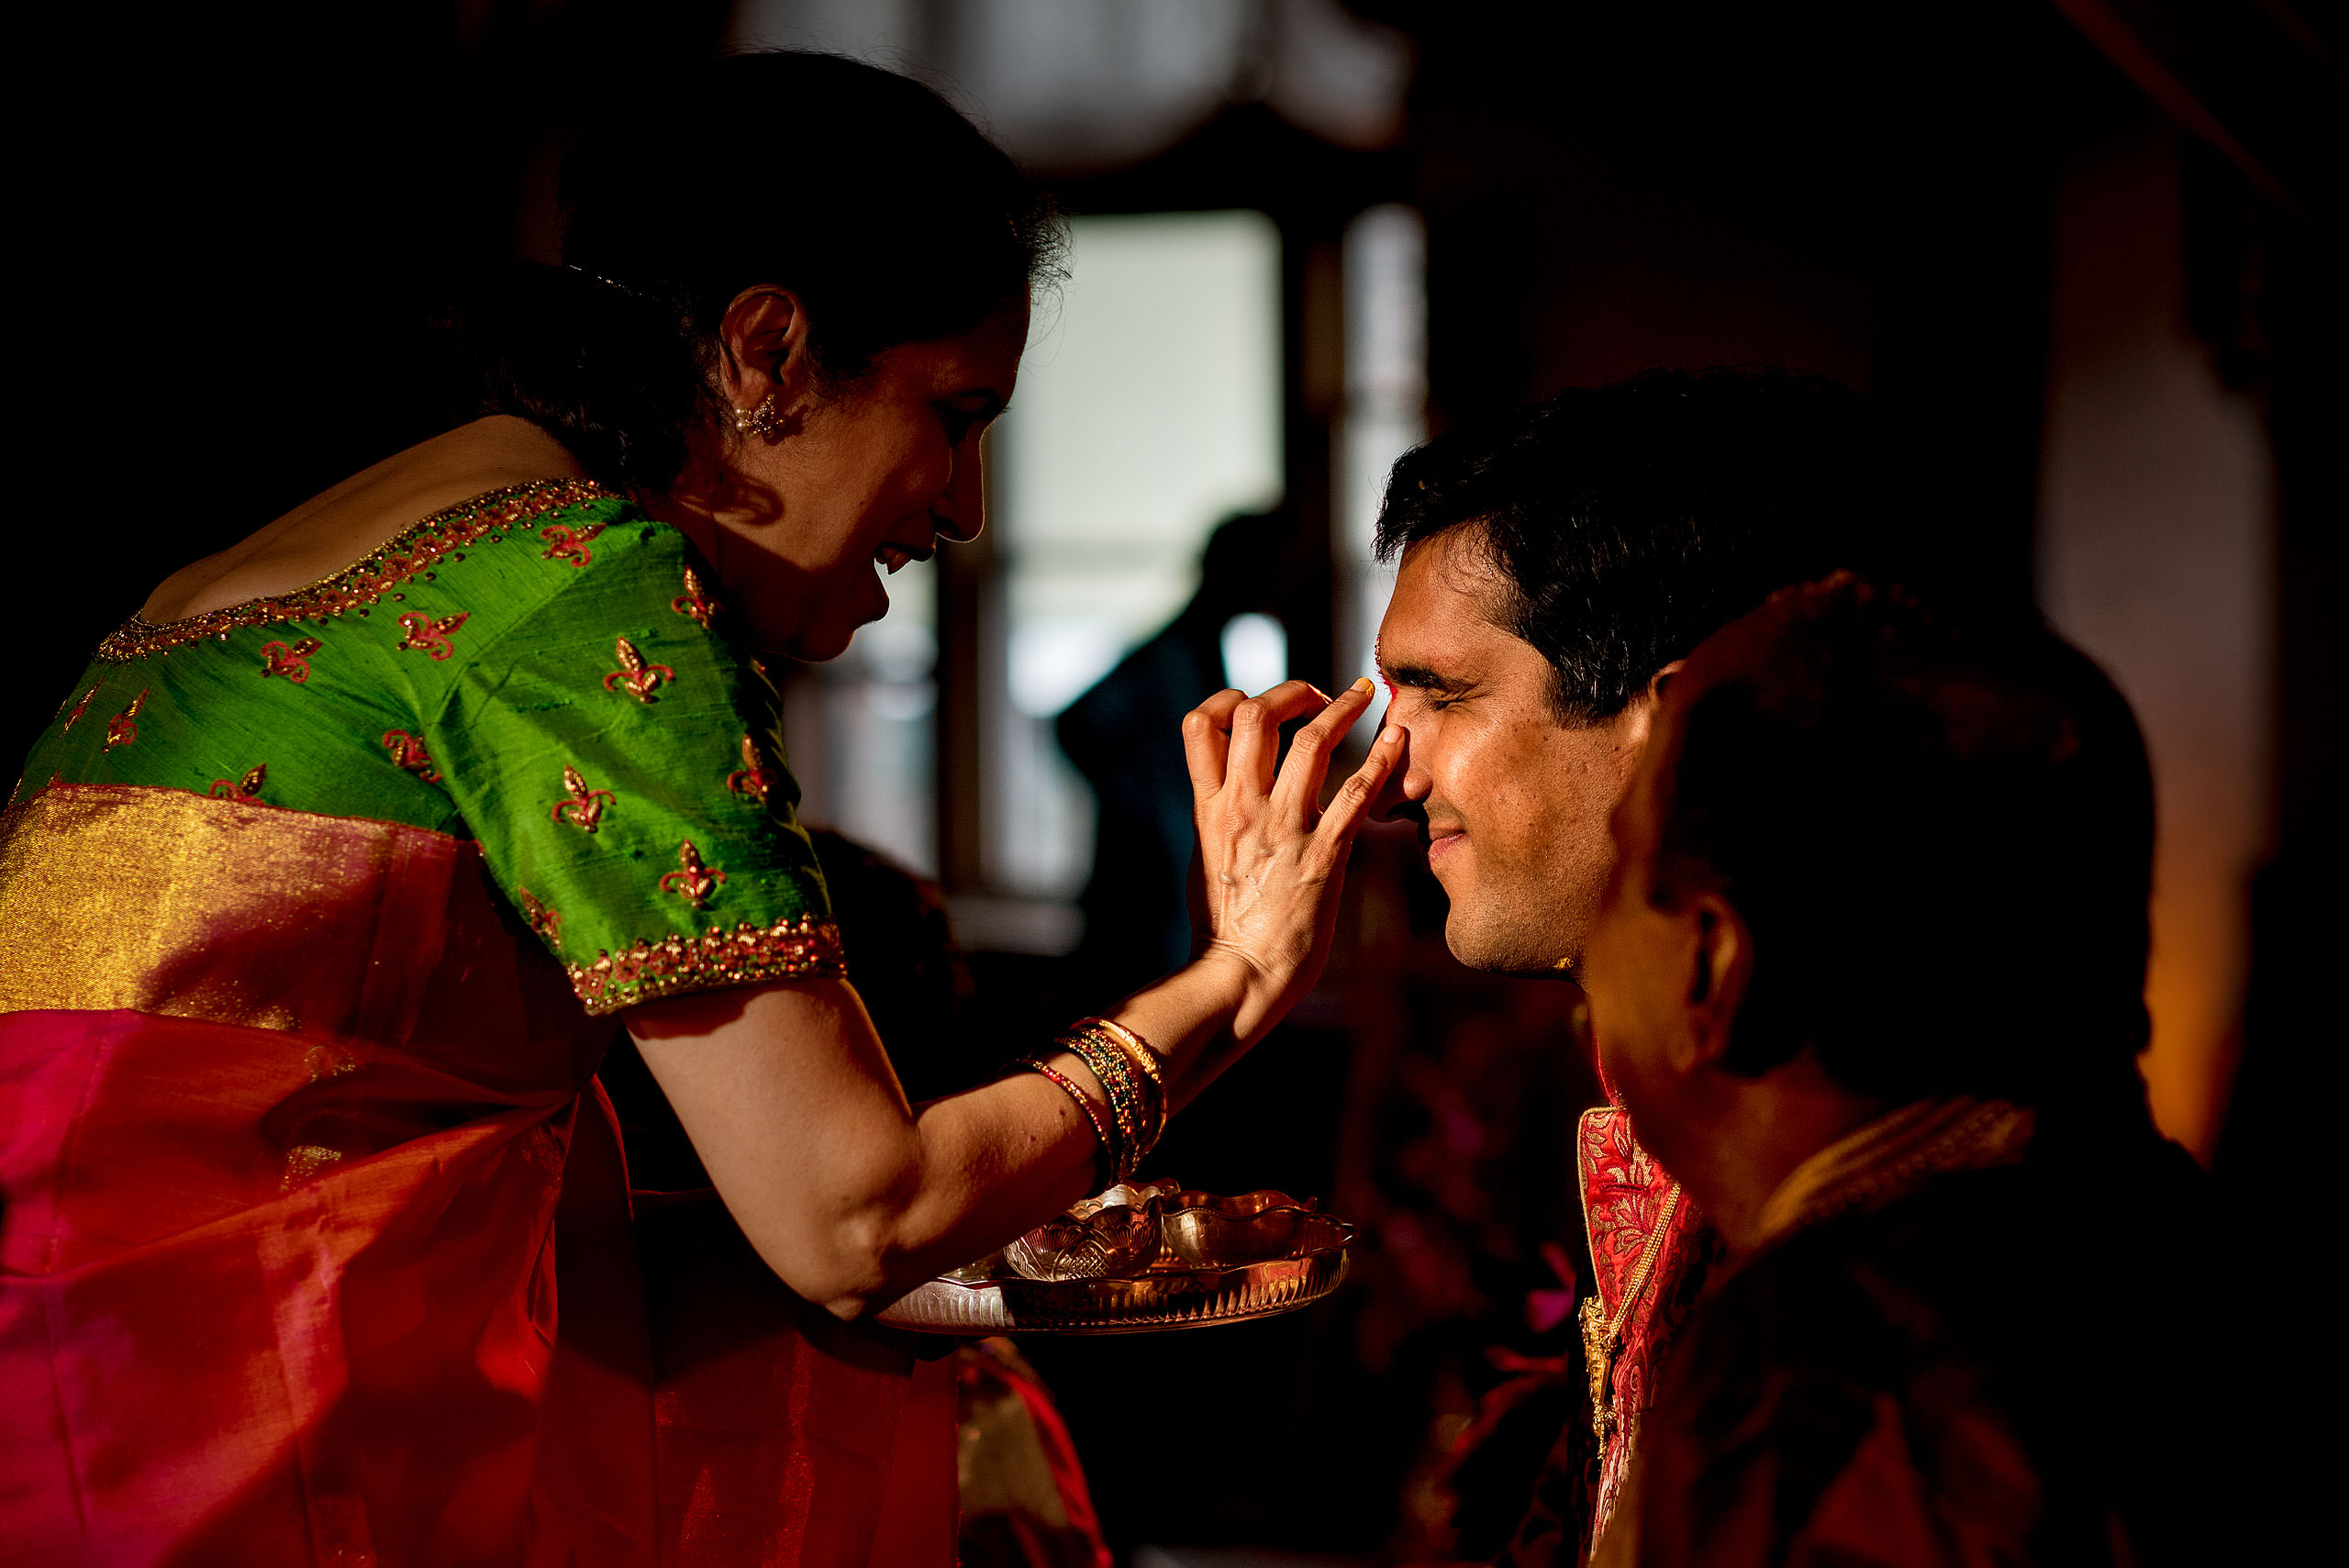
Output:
[{"xmin": 876, "ymin": 1187, "xmax": 1354, "ymax": 1336}]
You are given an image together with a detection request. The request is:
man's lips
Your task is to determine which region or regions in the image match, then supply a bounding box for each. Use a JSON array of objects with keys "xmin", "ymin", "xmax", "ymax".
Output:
[
  {"xmin": 1426, "ymin": 827, "xmax": 1465, "ymax": 867},
  {"xmin": 873, "ymin": 541, "xmax": 937, "ymax": 574}
]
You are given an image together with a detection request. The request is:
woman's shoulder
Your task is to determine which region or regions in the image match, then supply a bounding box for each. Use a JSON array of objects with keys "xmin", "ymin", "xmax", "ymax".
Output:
[{"xmin": 95, "ymin": 477, "xmax": 661, "ymax": 667}]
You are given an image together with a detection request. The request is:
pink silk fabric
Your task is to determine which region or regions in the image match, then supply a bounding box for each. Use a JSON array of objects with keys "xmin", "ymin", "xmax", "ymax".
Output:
[{"xmin": 0, "ymin": 786, "xmax": 950, "ymax": 1565}]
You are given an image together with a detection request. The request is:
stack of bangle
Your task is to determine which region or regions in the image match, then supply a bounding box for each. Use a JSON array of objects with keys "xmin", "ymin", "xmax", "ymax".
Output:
[{"xmin": 1012, "ymin": 1017, "xmax": 1169, "ymax": 1189}]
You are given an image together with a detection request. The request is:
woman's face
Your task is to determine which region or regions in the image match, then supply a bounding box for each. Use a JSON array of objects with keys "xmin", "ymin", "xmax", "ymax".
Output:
[{"xmin": 695, "ymin": 296, "xmax": 1029, "ymax": 662}]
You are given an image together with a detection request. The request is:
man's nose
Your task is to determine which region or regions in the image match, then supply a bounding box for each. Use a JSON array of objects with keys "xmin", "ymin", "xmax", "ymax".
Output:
[{"xmin": 1369, "ymin": 711, "xmax": 1429, "ymax": 822}]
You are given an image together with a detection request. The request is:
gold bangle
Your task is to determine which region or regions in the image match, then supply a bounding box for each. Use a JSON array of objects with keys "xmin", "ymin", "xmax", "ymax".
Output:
[
  {"xmin": 1092, "ymin": 1021, "xmax": 1166, "ymax": 1160},
  {"xmin": 1094, "ymin": 1018, "xmax": 1166, "ymax": 1100},
  {"xmin": 1067, "ymin": 1018, "xmax": 1166, "ymax": 1168},
  {"xmin": 1061, "ymin": 1029, "xmax": 1144, "ymax": 1184},
  {"xmin": 1012, "ymin": 1055, "xmax": 1117, "ymax": 1189}
]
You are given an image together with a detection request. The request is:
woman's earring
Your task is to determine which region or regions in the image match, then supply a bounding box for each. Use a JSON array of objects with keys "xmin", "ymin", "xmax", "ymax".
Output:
[{"xmin": 734, "ymin": 394, "xmax": 789, "ymax": 444}]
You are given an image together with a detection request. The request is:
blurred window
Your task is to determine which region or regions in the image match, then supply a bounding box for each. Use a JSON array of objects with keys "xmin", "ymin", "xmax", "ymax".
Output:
[
  {"xmin": 1336, "ymin": 204, "xmax": 1427, "ymax": 684},
  {"xmin": 780, "ymin": 560, "xmax": 940, "ymax": 877},
  {"xmin": 985, "ymin": 210, "xmax": 1286, "ymax": 901}
]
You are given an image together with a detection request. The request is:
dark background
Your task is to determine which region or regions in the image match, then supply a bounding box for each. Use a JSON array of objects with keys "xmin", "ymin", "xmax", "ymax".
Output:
[{"xmin": 10, "ymin": 3, "xmax": 2341, "ymax": 1560}]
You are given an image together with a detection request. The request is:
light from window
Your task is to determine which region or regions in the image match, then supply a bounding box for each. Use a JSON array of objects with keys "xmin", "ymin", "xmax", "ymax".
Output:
[
  {"xmin": 1219, "ymin": 612, "xmax": 1289, "ymax": 695},
  {"xmin": 986, "ymin": 209, "xmax": 1286, "ymax": 897}
]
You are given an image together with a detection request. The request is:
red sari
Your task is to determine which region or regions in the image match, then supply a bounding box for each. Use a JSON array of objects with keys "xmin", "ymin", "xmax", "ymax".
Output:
[{"xmin": 0, "ymin": 483, "xmax": 954, "ymax": 1564}]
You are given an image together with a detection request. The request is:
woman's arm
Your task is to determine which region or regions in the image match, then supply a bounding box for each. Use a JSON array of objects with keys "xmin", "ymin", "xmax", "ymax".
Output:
[{"xmin": 629, "ymin": 679, "xmax": 1399, "ymax": 1318}]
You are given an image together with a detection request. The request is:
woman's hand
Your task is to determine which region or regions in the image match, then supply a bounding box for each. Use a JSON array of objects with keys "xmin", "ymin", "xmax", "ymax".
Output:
[
  {"xmin": 629, "ymin": 676, "xmax": 1401, "ymax": 1315},
  {"xmin": 1183, "ymin": 676, "xmax": 1403, "ymax": 1043}
]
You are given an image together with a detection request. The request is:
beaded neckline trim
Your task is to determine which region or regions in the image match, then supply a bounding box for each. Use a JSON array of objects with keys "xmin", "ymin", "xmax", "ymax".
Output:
[{"xmin": 95, "ymin": 478, "xmax": 622, "ymax": 663}]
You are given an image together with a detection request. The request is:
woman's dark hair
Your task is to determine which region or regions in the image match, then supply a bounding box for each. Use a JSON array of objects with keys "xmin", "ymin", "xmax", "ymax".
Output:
[
  {"xmin": 1652, "ymin": 576, "xmax": 2155, "ymax": 1117},
  {"xmin": 455, "ymin": 50, "xmax": 1063, "ymax": 489}
]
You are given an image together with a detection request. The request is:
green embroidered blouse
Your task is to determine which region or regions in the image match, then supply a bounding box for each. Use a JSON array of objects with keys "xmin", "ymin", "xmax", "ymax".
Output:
[{"xmin": 15, "ymin": 479, "xmax": 841, "ymax": 1013}]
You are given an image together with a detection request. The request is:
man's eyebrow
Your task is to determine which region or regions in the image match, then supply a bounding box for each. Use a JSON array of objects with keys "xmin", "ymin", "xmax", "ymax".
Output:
[{"xmin": 1378, "ymin": 660, "xmax": 1464, "ymax": 694}]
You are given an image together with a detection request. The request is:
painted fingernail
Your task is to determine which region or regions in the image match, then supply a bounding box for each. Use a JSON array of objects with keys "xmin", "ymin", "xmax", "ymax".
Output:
[
  {"xmin": 1351, "ymin": 676, "xmax": 1375, "ymax": 695},
  {"xmin": 1381, "ymin": 725, "xmax": 1403, "ymax": 744}
]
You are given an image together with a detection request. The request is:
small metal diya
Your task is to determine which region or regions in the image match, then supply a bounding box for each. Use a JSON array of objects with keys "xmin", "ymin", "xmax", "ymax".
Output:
[
  {"xmin": 1159, "ymin": 1188, "xmax": 1322, "ymax": 1267},
  {"xmin": 1002, "ymin": 1179, "xmax": 1178, "ymax": 1282}
]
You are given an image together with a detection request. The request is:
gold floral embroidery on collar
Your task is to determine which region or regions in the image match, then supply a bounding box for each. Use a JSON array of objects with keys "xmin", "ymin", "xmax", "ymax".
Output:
[{"xmin": 92, "ymin": 479, "xmax": 619, "ymax": 663}]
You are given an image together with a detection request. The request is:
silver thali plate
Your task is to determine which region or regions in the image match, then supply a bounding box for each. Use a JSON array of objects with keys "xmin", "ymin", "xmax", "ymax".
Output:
[{"xmin": 876, "ymin": 1211, "xmax": 1353, "ymax": 1336}]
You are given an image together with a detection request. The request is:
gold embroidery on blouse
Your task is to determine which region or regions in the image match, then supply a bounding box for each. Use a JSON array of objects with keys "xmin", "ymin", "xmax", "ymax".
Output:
[
  {"xmin": 567, "ymin": 911, "xmax": 846, "ymax": 1015},
  {"xmin": 672, "ymin": 567, "xmax": 722, "ymax": 628},
  {"xmin": 604, "ymin": 636, "xmax": 675, "ymax": 704},
  {"xmin": 260, "ymin": 638, "xmax": 321, "ymax": 683},
  {"xmin": 517, "ymin": 887, "xmax": 562, "ymax": 949},
  {"xmin": 727, "ymin": 734, "xmax": 780, "ymax": 807},
  {"xmin": 103, "ymin": 690, "xmax": 148, "ymax": 751},
  {"xmin": 659, "ymin": 840, "xmax": 727, "ymax": 908},
  {"xmin": 92, "ymin": 479, "xmax": 618, "ymax": 662},
  {"xmin": 395, "ymin": 611, "xmax": 468, "ymax": 661},
  {"xmin": 540, "ymin": 520, "xmax": 607, "ymax": 568},
  {"xmin": 208, "ymin": 764, "xmax": 267, "ymax": 799},
  {"xmin": 381, "ymin": 730, "xmax": 441, "ymax": 784},
  {"xmin": 59, "ymin": 684, "xmax": 100, "ymax": 730},
  {"xmin": 551, "ymin": 765, "xmax": 614, "ymax": 833}
]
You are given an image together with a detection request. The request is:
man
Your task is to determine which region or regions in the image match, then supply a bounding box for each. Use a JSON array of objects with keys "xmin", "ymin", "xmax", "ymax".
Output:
[
  {"xmin": 1578, "ymin": 576, "xmax": 2209, "ymax": 1564},
  {"xmin": 1367, "ymin": 370, "xmax": 1886, "ymax": 1555}
]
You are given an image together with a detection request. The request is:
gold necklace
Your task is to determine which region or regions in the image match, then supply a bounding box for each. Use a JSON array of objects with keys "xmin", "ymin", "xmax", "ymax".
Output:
[{"xmin": 1579, "ymin": 1183, "xmax": 1683, "ymax": 1443}]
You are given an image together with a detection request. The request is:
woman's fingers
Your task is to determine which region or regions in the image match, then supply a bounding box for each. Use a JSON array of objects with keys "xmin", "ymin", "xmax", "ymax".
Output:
[
  {"xmin": 1224, "ymin": 680, "xmax": 1332, "ymax": 797},
  {"xmin": 1182, "ymin": 689, "xmax": 1248, "ymax": 806},
  {"xmin": 1270, "ymin": 677, "xmax": 1376, "ymax": 823},
  {"xmin": 1314, "ymin": 721, "xmax": 1408, "ymax": 859}
]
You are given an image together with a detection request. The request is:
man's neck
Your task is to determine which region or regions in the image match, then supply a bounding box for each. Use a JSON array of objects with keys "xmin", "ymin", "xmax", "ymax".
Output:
[{"xmin": 1668, "ymin": 1061, "xmax": 1883, "ymax": 1253}]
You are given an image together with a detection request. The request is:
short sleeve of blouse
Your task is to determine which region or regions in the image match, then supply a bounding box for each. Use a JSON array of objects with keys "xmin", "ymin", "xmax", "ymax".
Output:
[{"xmin": 425, "ymin": 519, "xmax": 842, "ymax": 1014}]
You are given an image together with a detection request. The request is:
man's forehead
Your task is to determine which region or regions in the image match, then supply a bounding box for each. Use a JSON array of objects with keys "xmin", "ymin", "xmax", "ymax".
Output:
[{"xmin": 1379, "ymin": 530, "xmax": 1519, "ymax": 665}]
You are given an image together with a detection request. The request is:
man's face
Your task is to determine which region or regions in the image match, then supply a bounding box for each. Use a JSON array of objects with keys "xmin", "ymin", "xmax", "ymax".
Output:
[{"xmin": 1372, "ymin": 529, "xmax": 1654, "ymax": 975}]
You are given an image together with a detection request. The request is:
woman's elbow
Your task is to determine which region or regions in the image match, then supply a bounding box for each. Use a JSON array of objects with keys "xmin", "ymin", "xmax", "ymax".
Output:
[{"xmin": 758, "ymin": 1206, "xmax": 909, "ymax": 1320}]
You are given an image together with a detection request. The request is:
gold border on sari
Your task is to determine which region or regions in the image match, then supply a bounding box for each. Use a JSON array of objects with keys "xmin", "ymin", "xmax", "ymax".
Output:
[{"xmin": 0, "ymin": 783, "xmax": 465, "ymax": 1042}]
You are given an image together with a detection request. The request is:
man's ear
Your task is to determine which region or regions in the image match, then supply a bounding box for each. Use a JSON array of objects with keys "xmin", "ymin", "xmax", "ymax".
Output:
[
  {"xmin": 1680, "ymin": 890, "xmax": 1753, "ymax": 1071},
  {"xmin": 1647, "ymin": 658, "xmax": 1687, "ymax": 704},
  {"xmin": 716, "ymin": 285, "xmax": 815, "ymax": 411}
]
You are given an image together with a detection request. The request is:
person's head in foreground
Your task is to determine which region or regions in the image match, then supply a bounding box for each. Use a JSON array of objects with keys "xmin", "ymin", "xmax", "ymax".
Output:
[
  {"xmin": 1578, "ymin": 575, "xmax": 2209, "ymax": 1567},
  {"xmin": 1583, "ymin": 571, "xmax": 2156, "ymax": 1232},
  {"xmin": 1370, "ymin": 369, "xmax": 1882, "ymax": 976}
]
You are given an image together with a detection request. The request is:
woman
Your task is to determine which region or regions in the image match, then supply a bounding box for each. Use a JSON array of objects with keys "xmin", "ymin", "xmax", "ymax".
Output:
[{"xmin": 0, "ymin": 52, "xmax": 1400, "ymax": 1566}]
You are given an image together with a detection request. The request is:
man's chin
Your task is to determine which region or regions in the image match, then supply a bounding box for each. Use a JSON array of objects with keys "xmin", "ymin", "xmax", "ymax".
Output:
[{"xmin": 1442, "ymin": 902, "xmax": 1579, "ymax": 976}]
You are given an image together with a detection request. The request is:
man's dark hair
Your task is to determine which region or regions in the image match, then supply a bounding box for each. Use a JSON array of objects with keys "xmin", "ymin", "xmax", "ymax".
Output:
[
  {"xmin": 1652, "ymin": 576, "xmax": 2154, "ymax": 1116},
  {"xmin": 1375, "ymin": 369, "xmax": 1882, "ymax": 723}
]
